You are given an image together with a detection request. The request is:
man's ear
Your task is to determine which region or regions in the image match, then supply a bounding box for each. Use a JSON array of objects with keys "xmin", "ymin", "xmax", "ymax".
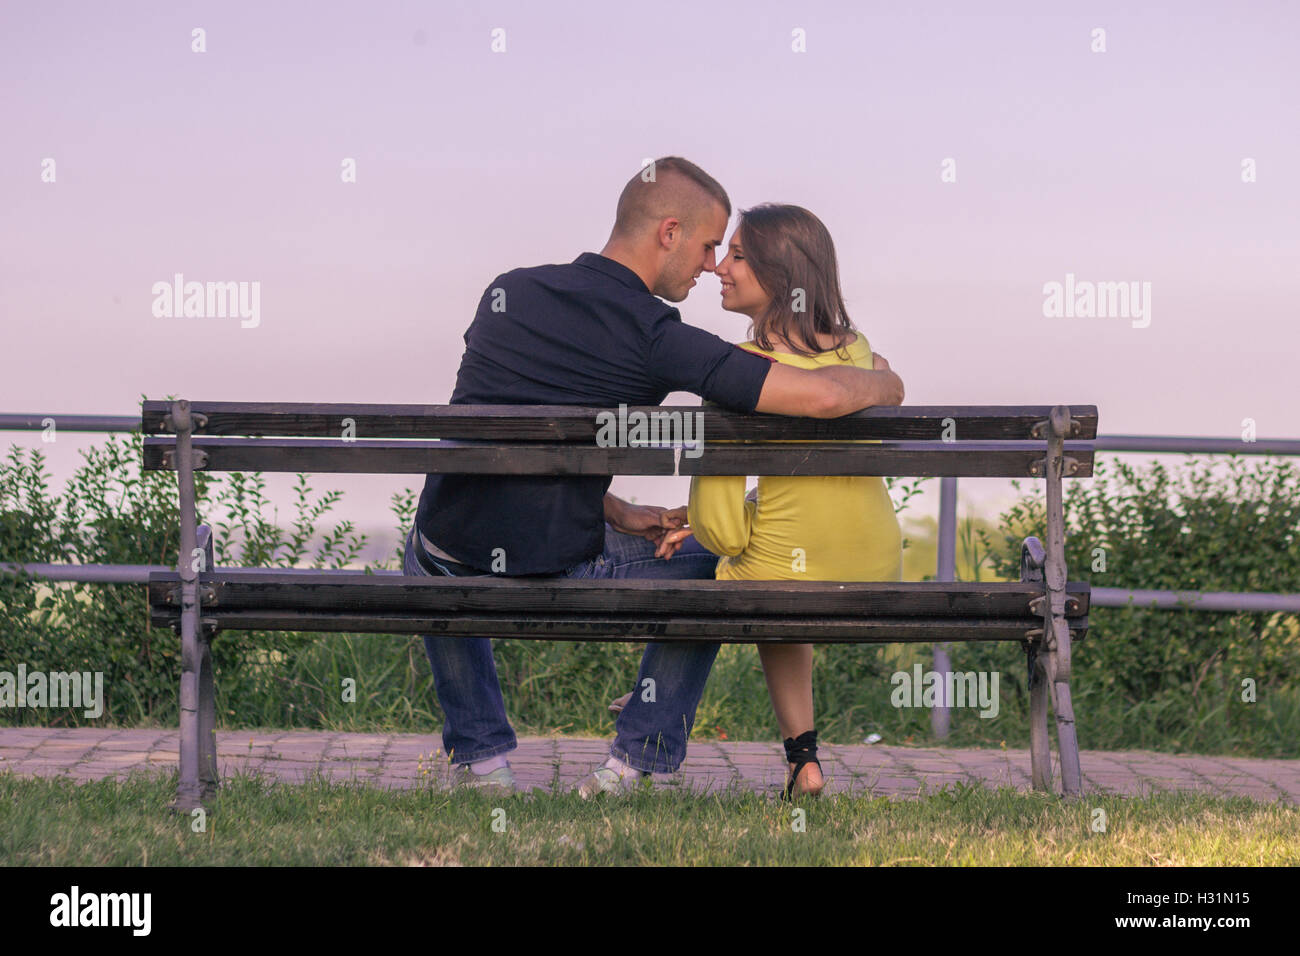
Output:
[{"xmin": 659, "ymin": 217, "xmax": 683, "ymax": 249}]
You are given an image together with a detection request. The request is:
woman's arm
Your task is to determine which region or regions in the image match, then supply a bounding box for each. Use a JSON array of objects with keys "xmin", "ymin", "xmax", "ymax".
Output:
[{"xmin": 686, "ymin": 474, "xmax": 753, "ymax": 557}]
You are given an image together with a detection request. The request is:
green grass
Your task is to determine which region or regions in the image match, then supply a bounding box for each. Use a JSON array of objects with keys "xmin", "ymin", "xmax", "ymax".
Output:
[
  {"xmin": 2, "ymin": 769, "xmax": 1296, "ymax": 866},
  {"xmin": 191, "ymin": 636, "xmax": 1300, "ymax": 759},
  {"xmin": 10, "ymin": 633, "xmax": 1297, "ymax": 759}
]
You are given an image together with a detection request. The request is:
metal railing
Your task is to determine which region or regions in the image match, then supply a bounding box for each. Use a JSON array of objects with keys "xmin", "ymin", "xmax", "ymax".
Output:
[
  {"xmin": 928, "ymin": 433, "xmax": 1300, "ymax": 736},
  {"xmin": 3, "ymin": 415, "xmax": 1297, "ymax": 610},
  {"xmin": 0, "ymin": 414, "xmax": 139, "ymax": 433},
  {"xmin": 930, "ymin": 435, "xmax": 1300, "ymax": 612}
]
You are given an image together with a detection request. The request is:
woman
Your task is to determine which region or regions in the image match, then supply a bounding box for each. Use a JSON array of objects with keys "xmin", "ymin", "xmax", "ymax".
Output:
[{"xmin": 613, "ymin": 203, "xmax": 904, "ymax": 798}]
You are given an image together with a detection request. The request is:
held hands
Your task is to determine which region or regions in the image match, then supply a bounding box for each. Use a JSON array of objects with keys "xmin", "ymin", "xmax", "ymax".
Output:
[
  {"xmin": 606, "ymin": 495, "xmax": 693, "ymax": 559},
  {"xmin": 655, "ymin": 523, "xmax": 694, "ymax": 560},
  {"xmin": 652, "ymin": 487, "xmax": 758, "ymax": 560}
]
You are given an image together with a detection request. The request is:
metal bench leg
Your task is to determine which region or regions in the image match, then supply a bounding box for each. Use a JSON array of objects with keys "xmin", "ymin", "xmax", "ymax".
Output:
[
  {"xmin": 1020, "ymin": 537, "xmax": 1052, "ymax": 791},
  {"xmin": 1028, "ymin": 653, "xmax": 1052, "ymax": 790},
  {"xmin": 196, "ymin": 525, "xmax": 219, "ymax": 801},
  {"xmin": 197, "ymin": 633, "xmax": 218, "ymax": 800},
  {"xmin": 1050, "ymin": 629, "xmax": 1082, "ymax": 798},
  {"xmin": 169, "ymin": 400, "xmax": 213, "ymax": 812},
  {"xmin": 1043, "ymin": 406, "xmax": 1083, "ymax": 798}
]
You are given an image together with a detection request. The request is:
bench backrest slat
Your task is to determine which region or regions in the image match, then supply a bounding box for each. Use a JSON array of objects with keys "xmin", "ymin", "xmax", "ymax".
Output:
[
  {"xmin": 146, "ymin": 572, "xmax": 1090, "ymax": 617},
  {"xmin": 141, "ymin": 436, "xmax": 1095, "ymax": 477},
  {"xmin": 140, "ymin": 401, "xmax": 1099, "ymax": 441}
]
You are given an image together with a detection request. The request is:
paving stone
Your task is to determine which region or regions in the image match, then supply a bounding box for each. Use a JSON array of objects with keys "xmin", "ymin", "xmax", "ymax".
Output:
[
  {"xmin": 84, "ymin": 752, "xmax": 147, "ymax": 765},
  {"xmin": 5, "ymin": 761, "xmax": 76, "ymax": 774},
  {"xmin": 3, "ymin": 729, "xmax": 1296, "ymax": 804},
  {"xmin": 77, "ymin": 762, "xmax": 146, "ymax": 775},
  {"xmin": 858, "ymin": 775, "xmax": 926, "ymax": 788},
  {"xmin": 271, "ymin": 744, "xmax": 329, "ymax": 755}
]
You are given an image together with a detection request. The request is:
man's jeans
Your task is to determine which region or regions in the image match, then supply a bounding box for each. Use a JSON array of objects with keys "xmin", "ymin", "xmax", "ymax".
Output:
[{"xmin": 402, "ymin": 523, "xmax": 722, "ymax": 773}]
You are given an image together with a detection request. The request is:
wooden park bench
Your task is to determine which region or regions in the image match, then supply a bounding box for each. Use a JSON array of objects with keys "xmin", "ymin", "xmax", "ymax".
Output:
[{"xmin": 142, "ymin": 400, "xmax": 1097, "ymax": 810}]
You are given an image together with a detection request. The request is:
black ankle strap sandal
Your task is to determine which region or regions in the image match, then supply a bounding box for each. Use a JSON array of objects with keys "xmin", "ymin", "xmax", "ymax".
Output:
[{"xmin": 781, "ymin": 728, "xmax": 821, "ymax": 801}]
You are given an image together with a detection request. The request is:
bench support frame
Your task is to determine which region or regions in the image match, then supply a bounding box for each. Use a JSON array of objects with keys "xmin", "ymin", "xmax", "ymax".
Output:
[
  {"xmin": 153, "ymin": 399, "xmax": 1090, "ymax": 807},
  {"xmin": 1022, "ymin": 405, "xmax": 1084, "ymax": 798},
  {"xmin": 168, "ymin": 400, "xmax": 219, "ymax": 813}
]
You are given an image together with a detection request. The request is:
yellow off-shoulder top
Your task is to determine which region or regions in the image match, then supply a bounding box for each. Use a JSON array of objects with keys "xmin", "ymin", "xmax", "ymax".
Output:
[{"xmin": 687, "ymin": 331, "xmax": 903, "ymax": 583}]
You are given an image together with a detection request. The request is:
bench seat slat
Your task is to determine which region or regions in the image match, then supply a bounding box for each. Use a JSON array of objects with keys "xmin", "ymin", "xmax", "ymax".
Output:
[
  {"xmin": 140, "ymin": 402, "xmax": 1099, "ymax": 441},
  {"xmin": 142, "ymin": 436, "xmax": 1095, "ymax": 477},
  {"xmin": 147, "ymin": 607, "xmax": 1087, "ymax": 643},
  {"xmin": 147, "ymin": 573, "xmax": 1089, "ymax": 617}
]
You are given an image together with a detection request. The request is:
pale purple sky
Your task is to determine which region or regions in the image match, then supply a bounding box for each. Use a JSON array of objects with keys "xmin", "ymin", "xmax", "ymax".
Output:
[{"xmin": 2, "ymin": 0, "xmax": 1297, "ymax": 559}]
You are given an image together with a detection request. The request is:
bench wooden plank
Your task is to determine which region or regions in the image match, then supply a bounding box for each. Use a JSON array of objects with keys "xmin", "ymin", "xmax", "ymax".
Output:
[
  {"xmin": 147, "ymin": 607, "xmax": 1088, "ymax": 643},
  {"xmin": 140, "ymin": 402, "xmax": 1099, "ymax": 441},
  {"xmin": 681, "ymin": 442, "xmax": 1094, "ymax": 478},
  {"xmin": 147, "ymin": 573, "xmax": 1090, "ymax": 617},
  {"xmin": 142, "ymin": 436, "xmax": 1095, "ymax": 477}
]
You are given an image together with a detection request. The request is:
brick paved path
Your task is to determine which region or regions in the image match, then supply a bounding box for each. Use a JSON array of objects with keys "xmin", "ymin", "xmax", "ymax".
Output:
[{"xmin": 2, "ymin": 729, "xmax": 1297, "ymax": 803}]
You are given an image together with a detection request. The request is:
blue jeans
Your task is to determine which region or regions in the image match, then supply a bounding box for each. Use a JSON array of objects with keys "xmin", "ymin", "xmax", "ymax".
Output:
[{"xmin": 402, "ymin": 523, "xmax": 722, "ymax": 774}]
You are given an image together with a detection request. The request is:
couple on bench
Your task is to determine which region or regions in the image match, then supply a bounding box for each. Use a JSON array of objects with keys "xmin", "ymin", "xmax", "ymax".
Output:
[{"xmin": 402, "ymin": 156, "xmax": 906, "ymax": 799}]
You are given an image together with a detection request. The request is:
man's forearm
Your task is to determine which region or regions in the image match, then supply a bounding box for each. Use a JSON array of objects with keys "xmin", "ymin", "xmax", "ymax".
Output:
[
  {"xmin": 817, "ymin": 365, "xmax": 905, "ymax": 416},
  {"xmin": 755, "ymin": 362, "xmax": 905, "ymax": 417},
  {"xmin": 603, "ymin": 493, "xmax": 627, "ymax": 525}
]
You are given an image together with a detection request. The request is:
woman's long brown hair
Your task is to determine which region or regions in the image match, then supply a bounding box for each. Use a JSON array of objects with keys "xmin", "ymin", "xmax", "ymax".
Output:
[{"xmin": 737, "ymin": 203, "xmax": 856, "ymax": 359}]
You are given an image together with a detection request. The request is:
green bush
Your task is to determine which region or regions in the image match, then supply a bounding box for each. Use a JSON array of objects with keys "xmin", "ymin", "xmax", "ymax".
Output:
[
  {"xmin": 970, "ymin": 455, "xmax": 1300, "ymax": 756},
  {"xmin": 0, "ymin": 424, "xmax": 409, "ymax": 728}
]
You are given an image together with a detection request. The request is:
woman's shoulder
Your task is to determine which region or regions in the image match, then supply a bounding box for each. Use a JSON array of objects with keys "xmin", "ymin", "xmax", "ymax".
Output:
[
  {"xmin": 839, "ymin": 331, "xmax": 872, "ymax": 364},
  {"xmin": 739, "ymin": 331, "xmax": 872, "ymax": 368}
]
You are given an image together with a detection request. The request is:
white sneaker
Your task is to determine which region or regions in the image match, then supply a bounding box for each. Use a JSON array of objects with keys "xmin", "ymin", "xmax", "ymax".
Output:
[
  {"xmin": 449, "ymin": 764, "xmax": 517, "ymax": 794},
  {"xmin": 575, "ymin": 765, "xmax": 645, "ymax": 799}
]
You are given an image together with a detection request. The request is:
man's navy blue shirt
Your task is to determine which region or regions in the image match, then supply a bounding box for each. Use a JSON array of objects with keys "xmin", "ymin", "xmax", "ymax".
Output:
[{"xmin": 415, "ymin": 252, "xmax": 773, "ymax": 575}]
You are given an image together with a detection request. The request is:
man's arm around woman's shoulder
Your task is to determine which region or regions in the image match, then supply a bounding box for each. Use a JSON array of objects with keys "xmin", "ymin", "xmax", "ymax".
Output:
[{"xmin": 753, "ymin": 352, "xmax": 904, "ymax": 418}]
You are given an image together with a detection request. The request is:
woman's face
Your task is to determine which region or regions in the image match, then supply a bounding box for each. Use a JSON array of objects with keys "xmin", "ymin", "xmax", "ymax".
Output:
[{"xmin": 715, "ymin": 226, "xmax": 771, "ymax": 319}]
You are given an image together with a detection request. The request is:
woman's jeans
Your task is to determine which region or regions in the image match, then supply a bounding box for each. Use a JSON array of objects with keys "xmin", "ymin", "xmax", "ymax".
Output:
[{"xmin": 402, "ymin": 523, "xmax": 722, "ymax": 774}]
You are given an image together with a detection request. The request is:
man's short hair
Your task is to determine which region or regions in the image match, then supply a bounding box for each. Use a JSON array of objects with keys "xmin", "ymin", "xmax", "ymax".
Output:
[{"xmin": 610, "ymin": 156, "xmax": 731, "ymax": 242}]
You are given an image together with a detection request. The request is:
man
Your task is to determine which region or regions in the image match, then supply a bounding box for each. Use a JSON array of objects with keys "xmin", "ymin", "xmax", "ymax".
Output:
[{"xmin": 403, "ymin": 156, "xmax": 904, "ymax": 796}]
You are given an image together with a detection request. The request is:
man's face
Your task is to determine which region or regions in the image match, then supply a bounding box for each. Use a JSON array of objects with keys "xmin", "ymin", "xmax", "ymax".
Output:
[{"xmin": 653, "ymin": 202, "xmax": 729, "ymax": 302}]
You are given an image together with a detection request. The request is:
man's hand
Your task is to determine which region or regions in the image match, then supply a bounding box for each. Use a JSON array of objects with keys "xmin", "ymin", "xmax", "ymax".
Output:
[{"xmin": 604, "ymin": 494, "xmax": 688, "ymax": 550}]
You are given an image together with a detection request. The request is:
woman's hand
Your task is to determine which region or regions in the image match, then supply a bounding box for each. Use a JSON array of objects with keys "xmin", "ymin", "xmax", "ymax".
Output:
[
  {"xmin": 654, "ymin": 524, "xmax": 695, "ymax": 559},
  {"xmin": 605, "ymin": 494, "xmax": 688, "ymax": 551}
]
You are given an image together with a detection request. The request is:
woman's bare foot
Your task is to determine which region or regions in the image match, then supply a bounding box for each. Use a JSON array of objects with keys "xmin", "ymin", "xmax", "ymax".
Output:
[{"xmin": 788, "ymin": 759, "xmax": 825, "ymax": 797}]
